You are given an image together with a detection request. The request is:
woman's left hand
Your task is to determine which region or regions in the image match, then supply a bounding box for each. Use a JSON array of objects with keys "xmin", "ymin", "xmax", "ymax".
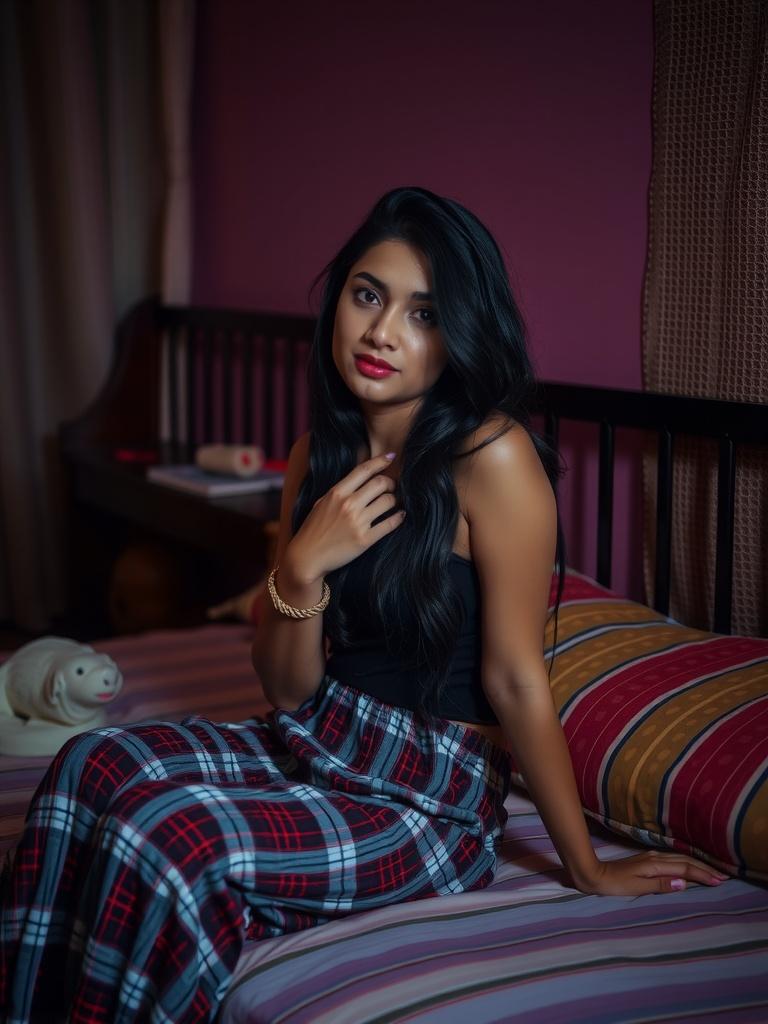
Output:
[{"xmin": 576, "ymin": 850, "xmax": 729, "ymax": 896}]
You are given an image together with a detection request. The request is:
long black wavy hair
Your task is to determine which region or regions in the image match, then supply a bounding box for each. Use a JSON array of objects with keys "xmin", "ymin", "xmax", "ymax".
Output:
[{"xmin": 293, "ymin": 186, "xmax": 565, "ymax": 710}]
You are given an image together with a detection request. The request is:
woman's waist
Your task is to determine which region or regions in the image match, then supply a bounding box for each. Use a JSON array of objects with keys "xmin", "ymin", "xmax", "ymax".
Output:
[
  {"xmin": 312, "ymin": 675, "xmax": 510, "ymax": 780},
  {"xmin": 325, "ymin": 655, "xmax": 497, "ymax": 726},
  {"xmin": 450, "ymin": 718, "xmax": 506, "ymax": 749}
]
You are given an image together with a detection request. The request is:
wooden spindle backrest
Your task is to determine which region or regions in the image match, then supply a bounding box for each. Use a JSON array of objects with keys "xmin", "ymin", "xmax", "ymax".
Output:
[{"xmin": 158, "ymin": 305, "xmax": 315, "ymax": 461}]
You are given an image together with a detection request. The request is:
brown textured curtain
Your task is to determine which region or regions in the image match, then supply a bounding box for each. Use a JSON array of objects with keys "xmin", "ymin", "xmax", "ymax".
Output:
[
  {"xmin": 643, "ymin": 0, "xmax": 767, "ymax": 636},
  {"xmin": 0, "ymin": 0, "xmax": 195, "ymax": 633}
]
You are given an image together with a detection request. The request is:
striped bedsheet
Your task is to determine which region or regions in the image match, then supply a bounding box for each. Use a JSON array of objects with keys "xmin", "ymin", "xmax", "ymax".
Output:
[
  {"xmin": 224, "ymin": 787, "xmax": 768, "ymax": 1023},
  {"xmin": 2, "ymin": 624, "xmax": 767, "ymax": 1022}
]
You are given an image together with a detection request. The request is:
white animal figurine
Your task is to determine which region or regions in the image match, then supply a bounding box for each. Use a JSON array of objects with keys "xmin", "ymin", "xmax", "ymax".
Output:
[{"xmin": 0, "ymin": 637, "xmax": 123, "ymax": 756}]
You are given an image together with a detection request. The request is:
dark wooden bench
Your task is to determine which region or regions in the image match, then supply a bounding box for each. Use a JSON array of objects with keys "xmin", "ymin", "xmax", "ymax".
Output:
[{"xmin": 59, "ymin": 298, "xmax": 315, "ymax": 635}]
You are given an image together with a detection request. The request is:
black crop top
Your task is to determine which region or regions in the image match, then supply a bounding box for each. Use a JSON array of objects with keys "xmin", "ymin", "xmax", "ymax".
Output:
[{"xmin": 325, "ymin": 539, "xmax": 497, "ymax": 724}]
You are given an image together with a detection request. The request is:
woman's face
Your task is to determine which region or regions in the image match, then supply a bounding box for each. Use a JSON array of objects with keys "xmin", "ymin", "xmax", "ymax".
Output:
[{"xmin": 332, "ymin": 239, "xmax": 447, "ymax": 411}]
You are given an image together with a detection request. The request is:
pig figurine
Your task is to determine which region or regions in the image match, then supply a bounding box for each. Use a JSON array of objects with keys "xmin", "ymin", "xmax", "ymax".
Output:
[{"xmin": 0, "ymin": 637, "xmax": 123, "ymax": 756}]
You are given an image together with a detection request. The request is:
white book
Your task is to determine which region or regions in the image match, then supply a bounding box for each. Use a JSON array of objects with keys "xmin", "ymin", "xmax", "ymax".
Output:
[{"xmin": 147, "ymin": 464, "xmax": 284, "ymax": 497}]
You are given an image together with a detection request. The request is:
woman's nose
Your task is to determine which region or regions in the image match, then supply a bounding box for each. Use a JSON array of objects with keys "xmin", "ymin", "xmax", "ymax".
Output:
[{"xmin": 367, "ymin": 308, "xmax": 399, "ymax": 349}]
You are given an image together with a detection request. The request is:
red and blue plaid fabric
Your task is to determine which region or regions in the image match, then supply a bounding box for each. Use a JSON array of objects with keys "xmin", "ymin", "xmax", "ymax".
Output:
[{"xmin": 0, "ymin": 677, "xmax": 510, "ymax": 1023}]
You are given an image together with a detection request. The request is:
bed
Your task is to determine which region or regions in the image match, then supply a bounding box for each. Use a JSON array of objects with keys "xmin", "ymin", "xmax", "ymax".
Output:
[{"xmin": 2, "ymin": 300, "xmax": 767, "ymax": 1022}]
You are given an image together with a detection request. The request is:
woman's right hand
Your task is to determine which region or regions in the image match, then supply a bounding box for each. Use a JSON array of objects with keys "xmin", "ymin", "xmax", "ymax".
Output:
[{"xmin": 282, "ymin": 452, "xmax": 405, "ymax": 585}]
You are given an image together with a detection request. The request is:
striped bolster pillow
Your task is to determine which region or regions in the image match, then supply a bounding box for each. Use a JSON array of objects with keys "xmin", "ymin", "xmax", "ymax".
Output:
[{"xmin": 530, "ymin": 570, "xmax": 768, "ymax": 883}]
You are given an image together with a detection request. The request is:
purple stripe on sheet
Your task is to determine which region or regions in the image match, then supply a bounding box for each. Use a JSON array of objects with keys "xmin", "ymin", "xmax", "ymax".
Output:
[
  {"xmin": 224, "ymin": 889, "xmax": 768, "ymax": 1024},
  {"xmin": 403, "ymin": 963, "xmax": 768, "ymax": 1024}
]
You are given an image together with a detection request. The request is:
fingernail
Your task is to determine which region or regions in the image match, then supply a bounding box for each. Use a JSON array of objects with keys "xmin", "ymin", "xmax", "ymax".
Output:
[
  {"xmin": 670, "ymin": 878, "xmax": 686, "ymax": 891},
  {"xmin": 385, "ymin": 452, "xmax": 396, "ymax": 460}
]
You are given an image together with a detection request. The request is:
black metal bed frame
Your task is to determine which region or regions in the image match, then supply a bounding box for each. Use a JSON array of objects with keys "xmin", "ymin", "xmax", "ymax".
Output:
[
  {"xmin": 63, "ymin": 299, "xmax": 768, "ymax": 636},
  {"xmin": 540, "ymin": 383, "xmax": 766, "ymax": 635}
]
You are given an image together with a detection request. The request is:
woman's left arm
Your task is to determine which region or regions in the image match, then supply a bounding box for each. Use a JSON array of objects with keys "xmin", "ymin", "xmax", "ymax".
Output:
[{"xmin": 464, "ymin": 425, "xmax": 726, "ymax": 896}]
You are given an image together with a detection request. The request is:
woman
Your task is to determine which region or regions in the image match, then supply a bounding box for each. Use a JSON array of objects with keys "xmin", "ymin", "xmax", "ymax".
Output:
[{"xmin": 0, "ymin": 187, "xmax": 723, "ymax": 1024}]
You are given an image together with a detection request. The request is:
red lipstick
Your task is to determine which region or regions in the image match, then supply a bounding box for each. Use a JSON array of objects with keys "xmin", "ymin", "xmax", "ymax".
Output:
[{"xmin": 354, "ymin": 354, "xmax": 397, "ymax": 379}]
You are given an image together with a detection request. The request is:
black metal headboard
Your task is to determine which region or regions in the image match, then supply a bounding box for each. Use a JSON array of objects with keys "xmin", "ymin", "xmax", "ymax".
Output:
[{"xmin": 539, "ymin": 382, "xmax": 767, "ymax": 634}]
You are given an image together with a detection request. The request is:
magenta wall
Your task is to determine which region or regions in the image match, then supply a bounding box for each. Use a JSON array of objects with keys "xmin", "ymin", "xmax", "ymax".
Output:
[{"xmin": 191, "ymin": 0, "xmax": 653, "ymax": 599}]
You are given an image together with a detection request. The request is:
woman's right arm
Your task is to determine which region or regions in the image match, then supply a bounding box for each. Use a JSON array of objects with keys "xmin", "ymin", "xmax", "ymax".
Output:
[
  {"xmin": 251, "ymin": 435, "xmax": 404, "ymax": 711},
  {"xmin": 251, "ymin": 433, "xmax": 324, "ymax": 709}
]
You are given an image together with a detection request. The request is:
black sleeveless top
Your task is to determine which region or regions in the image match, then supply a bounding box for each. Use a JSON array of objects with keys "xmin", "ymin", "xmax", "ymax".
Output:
[{"xmin": 325, "ymin": 538, "xmax": 497, "ymax": 724}]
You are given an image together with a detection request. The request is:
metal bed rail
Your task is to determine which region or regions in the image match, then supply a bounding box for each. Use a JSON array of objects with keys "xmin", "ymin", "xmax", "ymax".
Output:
[{"xmin": 539, "ymin": 382, "xmax": 767, "ymax": 634}]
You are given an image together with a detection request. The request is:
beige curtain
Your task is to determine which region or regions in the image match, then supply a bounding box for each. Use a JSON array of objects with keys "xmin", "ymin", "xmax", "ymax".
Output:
[
  {"xmin": 160, "ymin": 0, "xmax": 196, "ymax": 304},
  {"xmin": 643, "ymin": 0, "xmax": 767, "ymax": 636},
  {"xmin": 0, "ymin": 0, "xmax": 194, "ymax": 633}
]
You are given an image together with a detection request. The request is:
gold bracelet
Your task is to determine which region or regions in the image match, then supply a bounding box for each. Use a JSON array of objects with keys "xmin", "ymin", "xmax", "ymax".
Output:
[{"xmin": 267, "ymin": 566, "xmax": 330, "ymax": 619}]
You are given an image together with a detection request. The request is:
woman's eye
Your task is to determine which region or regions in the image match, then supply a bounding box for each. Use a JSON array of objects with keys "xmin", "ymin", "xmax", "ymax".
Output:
[
  {"xmin": 354, "ymin": 288, "xmax": 379, "ymax": 306},
  {"xmin": 415, "ymin": 308, "xmax": 438, "ymax": 327}
]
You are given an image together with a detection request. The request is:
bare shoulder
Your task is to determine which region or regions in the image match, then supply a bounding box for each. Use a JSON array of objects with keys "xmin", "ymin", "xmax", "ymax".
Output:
[
  {"xmin": 462, "ymin": 414, "xmax": 540, "ymax": 467},
  {"xmin": 455, "ymin": 415, "xmax": 553, "ymax": 514}
]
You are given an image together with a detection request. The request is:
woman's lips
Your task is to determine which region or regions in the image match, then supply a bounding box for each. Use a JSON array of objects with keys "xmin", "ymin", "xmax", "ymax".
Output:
[{"xmin": 354, "ymin": 355, "xmax": 397, "ymax": 379}]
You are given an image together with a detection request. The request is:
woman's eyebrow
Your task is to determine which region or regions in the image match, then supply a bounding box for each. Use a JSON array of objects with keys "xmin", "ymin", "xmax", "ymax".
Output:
[{"xmin": 353, "ymin": 272, "xmax": 432, "ymax": 302}]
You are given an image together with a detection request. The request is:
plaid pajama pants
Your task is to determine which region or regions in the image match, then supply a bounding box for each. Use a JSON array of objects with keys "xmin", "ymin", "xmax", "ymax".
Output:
[{"xmin": 0, "ymin": 677, "xmax": 511, "ymax": 1024}]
